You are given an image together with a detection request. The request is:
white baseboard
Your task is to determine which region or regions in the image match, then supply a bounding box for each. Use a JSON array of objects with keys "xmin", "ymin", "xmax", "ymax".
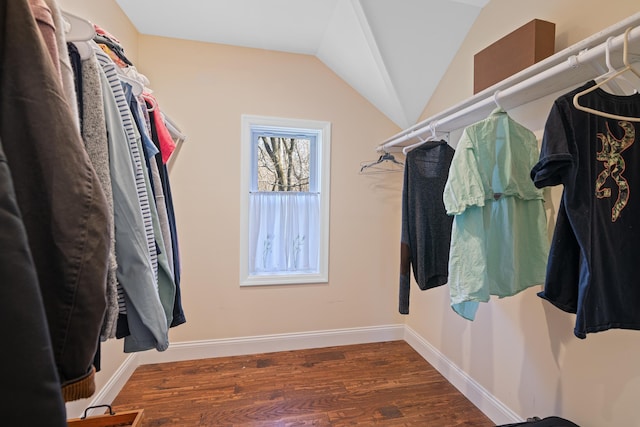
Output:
[
  {"xmin": 72, "ymin": 353, "xmax": 139, "ymax": 419},
  {"xmin": 81, "ymin": 324, "xmax": 519, "ymax": 425},
  {"xmin": 137, "ymin": 324, "xmax": 405, "ymax": 365},
  {"xmin": 403, "ymin": 325, "xmax": 522, "ymax": 425}
]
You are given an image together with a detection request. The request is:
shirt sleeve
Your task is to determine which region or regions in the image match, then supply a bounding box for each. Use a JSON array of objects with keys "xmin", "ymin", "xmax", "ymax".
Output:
[
  {"xmin": 443, "ymin": 128, "xmax": 485, "ymax": 215},
  {"xmin": 530, "ymin": 101, "xmax": 574, "ymax": 188},
  {"xmin": 399, "ymin": 159, "xmax": 411, "ymax": 314}
]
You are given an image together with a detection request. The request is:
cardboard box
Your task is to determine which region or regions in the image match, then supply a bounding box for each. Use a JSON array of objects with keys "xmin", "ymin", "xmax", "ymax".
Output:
[{"xmin": 474, "ymin": 19, "xmax": 555, "ymax": 94}]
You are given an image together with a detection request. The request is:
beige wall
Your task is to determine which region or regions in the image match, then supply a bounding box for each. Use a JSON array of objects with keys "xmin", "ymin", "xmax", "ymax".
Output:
[
  {"xmin": 135, "ymin": 35, "xmax": 403, "ymax": 342},
  {"xmin": 410, "ymin": 1, "xmax": 640, "ymax": 426}
]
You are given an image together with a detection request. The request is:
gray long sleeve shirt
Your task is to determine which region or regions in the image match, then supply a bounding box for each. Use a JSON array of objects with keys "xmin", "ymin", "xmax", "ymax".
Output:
[{"xmin": 399, "ymin": 140, "xmax": 454, "ymax": 314}]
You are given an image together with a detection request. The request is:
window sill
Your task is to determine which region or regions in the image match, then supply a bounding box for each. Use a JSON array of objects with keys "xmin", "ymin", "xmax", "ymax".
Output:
[{"xmin": 240, "ymin": 272, "xmax": 328, "ymax": 287}]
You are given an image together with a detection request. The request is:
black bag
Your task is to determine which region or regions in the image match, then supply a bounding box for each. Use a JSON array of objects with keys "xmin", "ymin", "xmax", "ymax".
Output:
[{"xmin": 497, "ymin": 416, "xmax": 580, "ymax": 427}]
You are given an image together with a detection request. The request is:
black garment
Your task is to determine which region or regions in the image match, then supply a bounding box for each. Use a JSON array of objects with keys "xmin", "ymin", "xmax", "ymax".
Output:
[
  {"xmin": 0, "ymin": 0, "xmax": 109, "ymax": 400},
  {"xmin": 0, "ymin": 138, "xmax": 66, "ymax": 425},
  {"xmin": 67, "ymin": 42, "xmax": 84, "ymax": 129},
  {"xmin": 399, "ymin": 140, "xmax": 454, "ymax": 314},
  {"xmin": 531, "ymin": 80, "xmax": 640, "ymax": 338},
  {"xmin": 498, "ymin": 416, "xmax": 580, "ymax": 427}
]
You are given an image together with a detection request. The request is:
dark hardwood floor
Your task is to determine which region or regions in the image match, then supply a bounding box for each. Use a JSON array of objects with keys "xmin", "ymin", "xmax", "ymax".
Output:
[{"xmin": 111, "ymin": 340, "xmax": 495, "ymax": 426}]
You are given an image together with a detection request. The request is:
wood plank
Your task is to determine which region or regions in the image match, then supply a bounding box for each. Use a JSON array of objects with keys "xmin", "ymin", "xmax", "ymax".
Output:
[{"xmin": 111, "ymin": 341, "xmax": 494, "ymax": 426}]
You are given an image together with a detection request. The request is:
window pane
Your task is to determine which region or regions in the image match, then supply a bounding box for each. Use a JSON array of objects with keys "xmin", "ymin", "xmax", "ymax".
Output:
[{"xmin": 257, "ymin": 136, "xmax": 310, "ymax": 192}]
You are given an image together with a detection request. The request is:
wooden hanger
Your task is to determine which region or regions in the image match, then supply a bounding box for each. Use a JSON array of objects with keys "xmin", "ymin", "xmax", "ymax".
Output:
[{"xmin": 573, "ymin": 27, "xmax": 640, "ymax": 122}]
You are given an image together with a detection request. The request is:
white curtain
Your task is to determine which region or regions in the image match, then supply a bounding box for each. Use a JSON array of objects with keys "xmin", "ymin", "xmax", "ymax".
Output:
[{"xmin": 249, "ymin": 192, "xmax": 320, "ymax": 275}]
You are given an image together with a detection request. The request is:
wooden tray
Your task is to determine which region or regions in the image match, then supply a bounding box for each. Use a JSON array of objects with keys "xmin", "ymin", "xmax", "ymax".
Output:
[{"xmin": 67, "ymin": 407, "xmax": 144, "ymax": 427}]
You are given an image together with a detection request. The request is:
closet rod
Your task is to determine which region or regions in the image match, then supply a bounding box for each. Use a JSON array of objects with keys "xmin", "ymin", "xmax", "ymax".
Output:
[
  {"xmin": 164, "ymin": 115, "xmax": 186, "ymax": 143},
  {"xmin": 378, "ymin": 12, "xmax": 640, "ymax": 152}
]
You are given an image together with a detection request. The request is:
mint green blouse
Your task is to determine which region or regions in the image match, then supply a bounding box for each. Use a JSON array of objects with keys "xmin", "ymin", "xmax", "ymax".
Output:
[{"xmin": 443, "ymin": 109, "xmax": 549, "ymax": 320}]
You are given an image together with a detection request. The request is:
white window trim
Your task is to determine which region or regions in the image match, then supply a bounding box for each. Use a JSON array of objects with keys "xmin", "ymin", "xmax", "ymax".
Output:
[{"xmin": 240, "ymin": 115, "xmax": 331, "ymax": 286}]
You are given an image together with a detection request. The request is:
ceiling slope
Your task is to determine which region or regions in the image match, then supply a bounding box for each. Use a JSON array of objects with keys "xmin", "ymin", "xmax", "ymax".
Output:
[{"xmin": 115, "ymin": 0, "xmax": 487, "ymax": 128}]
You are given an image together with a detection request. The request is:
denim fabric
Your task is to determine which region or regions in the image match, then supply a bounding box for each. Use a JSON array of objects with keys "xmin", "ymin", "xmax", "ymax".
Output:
[{"xmin": 128, "ymin": 91, "xmax": 160, "ymax": 159}]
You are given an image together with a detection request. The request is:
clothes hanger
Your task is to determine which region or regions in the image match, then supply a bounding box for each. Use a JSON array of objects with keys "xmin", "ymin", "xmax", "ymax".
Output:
[
  {"xmin": 61, "ymin": 11, "xmax": 95, "ymax": 42},
  {"xmin": 142, "ymin": 93, "xmax": 158, "ymax": 112},
  {"xmin": 402, "ymin": 121, "xmax": 439, "ymax": 155},
  {"xmin": 593, "ymin": 36, "xmax": 636, "ymax": 94},
  {"xmin": 118, "ymin": 74, "xmax": 144, "ymax": 96},
  {"xmin": 493, "ymin": 90, "xmax": 504, "ymax": 110},
  {"xmin": 72, "ymin": 41, "xmax": 93, "ymax": 60},
  {"xmin": 62, "ymin": 11, "xmax": 96, "ymax": 60},
  {"xmin": 359, "ymin": 150, "xmax": 404, "ymax": 174},
  {"xmin": 573, "ymin": 27, "xmax": 640, "ymax": 122}
]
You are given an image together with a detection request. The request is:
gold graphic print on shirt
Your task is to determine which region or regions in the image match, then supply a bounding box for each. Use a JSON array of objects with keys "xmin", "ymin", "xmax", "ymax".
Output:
[{"xmin": 595, "ymin": 120, "xmax": 635, "ymax": 222}]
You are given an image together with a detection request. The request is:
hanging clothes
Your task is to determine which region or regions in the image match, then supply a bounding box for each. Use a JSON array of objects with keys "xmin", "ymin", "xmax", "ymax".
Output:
[
  {"xmin": 531, "ymin": 80, "xmax": 640, "ymax": 338},
  {"xmin": 0, "ymin": 0, "xmax": 110, "ymax": 402},
  {"xmin": 399, "ymin": 140, "xmax": 454, "ymax": 314},
  {"xmin": 123, "ymin": 82, "xmax": 177, "ymax": 330},
  {"xmin": 96, "ymin": 46, "xmax": 160, "ymax": 282},
  {"xmin": 93, "ymin": 44, "xmax": 170, "ymax": 352},
  {"xmin": 145, "ymin": 98, "xmax": 186, "ymax": 327},
  {"xmin": 84, "ymin": 20, "xmax": 186, "ymax": 345},
  {"xmin": 444, "ymin": 108, "xmax": 549, "ymax": 320},
  {"xmin": 128, "ymin": 95, "xmax": 175, "ymax": 279}
]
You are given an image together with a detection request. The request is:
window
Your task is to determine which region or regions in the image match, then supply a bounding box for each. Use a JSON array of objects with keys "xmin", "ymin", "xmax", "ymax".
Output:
[{"xmin": 240, "ymin": 115, "xmax": 331, "ymax": 286}]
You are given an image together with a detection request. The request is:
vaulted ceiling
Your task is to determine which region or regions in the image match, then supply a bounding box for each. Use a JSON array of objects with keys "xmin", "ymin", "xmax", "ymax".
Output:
[{"xmin": 115, "ymin": 0, "xmax": 489, "ymax": 129}]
